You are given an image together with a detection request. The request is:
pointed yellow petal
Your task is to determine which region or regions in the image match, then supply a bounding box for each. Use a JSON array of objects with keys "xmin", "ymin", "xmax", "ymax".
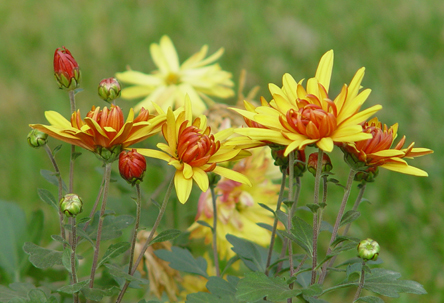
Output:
[
  {"xmin": 315, "ymin": 50, "xmax": 334, "ymax": 92},
  {"xmin": 116, "ymin": 70, "xmax": 163, "ymax": 86},
  {"xmin": 120, "ymin": 86, "xmax": 154, "ymax": 99},
  {"xmin": 212, "ymin": 166, "xmax": 252, "ymax": 186},
  {"xmin": 371, "ymin": 150, "xmax": 405, "ymax": 158},
  {"xmin": 380, "ymin": 162, "xmax": 428, "ymax": 177},
  {"xmin": 317, "ymin": 137, "xmax": 334, "ymax": 152},
  {"xmin": 45, "ymin": 111, "xmax": 72, "ymax": 128},
  {"xmin": 136, "ymin": 148, "xmax": 171, "ymax": 162},
  {"xmin": 347, "ymin": 67, "xmax": 365, "ymax": 101},
  {"xmin": 192, "ymin": 167, "xmax": 209, "ymax": 192},
  {"xmin": 174, "ymin": 171, "xmax": 193, "ymax": 203},
  {"xmin": 183, "ymin": 163, "xmax": 193, "ymax": 179}
]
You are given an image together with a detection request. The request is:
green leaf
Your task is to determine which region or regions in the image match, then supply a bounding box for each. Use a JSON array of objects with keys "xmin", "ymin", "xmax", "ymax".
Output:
[
  {"xmin": 187, "ymin": 292, "xmax": 236, "ymax": 303},
  {"xmin": 57, "ymin": 279, "xmax": 90, "ymax": 294},
  {"xmin": 75, "ymin": 227, "xmax": 95, "ymax": 247},
  {"xmin": 0, "ymin": 201, "xmax": 27, "ymax": 282},
  {"xmin": 40, "ymin": 169, "xmax": 67, "ymax": 192},
  {"xmin": 72, "ymin": 151, "xmax": 82, "ymax": 160},
  {"xmin": 258, "ymin": 203, "xmax": 275, "ymax": 214},
  {"xmin": 206, "ymin": 276, "xmax": 236, "ymax": 296},
  {"xmin": 226, "ymin": 234, "xmax": 266, "ymax": 272},
  {"xmin": 347, "ymin": 268, "xmax": 427, "ymax": 298},
  {"xmin": 150, "ymin": 229, "xmax": 181, "ymax": 245},
  {"xmin": 37, "ymin": 188, "xmax": 58, "ymax": 211},
  {"xmin": 28, "ymin": 289, "xmax": 49, "ymax": 302},
  {"xmin": 355, "ymin": 296, "xmax": 385, "ymax": 303},
  {"xmin": 256, "ymin": 222, "xmax": 273, "ymax": 232},
  {"xmin": 52, "ymin": 144, "xmax": 62, "ymax": 156},
  {"xmin": 104, "ymin": 263, "xmax": 149, "ymax": 285},
  {"xmin": 290, "ymin": 216, "xmax": 313, "ymax": 255},
  {"xmin": 236, "ymin": 272, "xmax": 302, "ymax": 301},
  {"xmin": 62, "ymin": 247, "xmax": 72, "ymax": 273},
  {"xmin": 320, "ymin": 220, "xmax": 333, "ymax": 233},
  {"xmin": 303, "ymin": 296, "xmax": 330, "ymax": 303},
  {"xmin": 81, "ymin": 286, "xmax": 120, "ymax": 301},
  {"xmin": 155, "ymin": 246, "xmax": 208, "ymax": 278},
  {"xmin": 196, "ymin": 220, "xmax": 212, "ymax": 230},
  {"xmin": 97, "ymin": 242, "xmax": 130, "ymax": 268},
  {"xmin": 186, "ymin": 276, "xmax": 240, "ymax": 303},
  {"xmin": 306, "ymin": 203, "xmax": 321, "ymax": 213},
  {"xmin": 87, "ymin": 214, "xmax": 135, "ymax": 241},
  {"xmin": 51, "ymin": 235, "xmax": 69, "ymax": 246},
  {"xmin": 329, "ymin": 241, "xmax": 358, "ymax": 256},
  {"xmin": 0, "ymin": 284, "xmax": 29, "ymax": 301},
  {"xmin": 331, "ymin": 236, "xmax": 360, "ymax": 248},
  {"xmin": 276, "ymin": 209, "xmax": 288, "ymax": 226},
  {"xmin": 23, "ymin": 242, "xmax": 62, "ymax": 269},
  {"xmin": 340, "ymin": 210, "xmax": 361, "ymax": 227}
]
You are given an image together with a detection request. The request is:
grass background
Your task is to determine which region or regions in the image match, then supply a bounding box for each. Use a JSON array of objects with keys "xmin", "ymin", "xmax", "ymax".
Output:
[{"xmin": 0, "ymin": 0, "xmax": 443, "ymax": 302}]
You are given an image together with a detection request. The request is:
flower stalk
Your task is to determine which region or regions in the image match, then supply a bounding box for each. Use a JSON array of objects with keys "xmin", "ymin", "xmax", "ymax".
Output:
[
  {"xmin": 127, "ymin": 184, "xmax": 142, "ymax": 275},
  {"xmin": 210, "ymin": 184, "xmax": 221, "ymax": 277},
  {"xmin": 311, "ymin": 149, "xmax": 324, "ymax": 285},
  {"xmin": 353, "ymin": 260, "xmax": 367, "ymax": 301}
]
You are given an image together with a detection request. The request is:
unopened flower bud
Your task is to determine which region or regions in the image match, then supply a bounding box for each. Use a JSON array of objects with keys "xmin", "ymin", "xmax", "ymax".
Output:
[
  {"xmin": 208, "ymin": 172, "xmax": 221, "ymax": 187},
  {"xmin": 357, "ymin": 238, "xmax": 380, "ymax": 261},
  {"xmin": 119, "ymin": 149, "xmax": 147, "ymax": 185},
  {"xmin": 270, "ymin": 146, "xmax": 306, "ymax": 176},
  {"xmin": 27, "ymin": 129, "xmax": 48, "ymax": 148},
  {"xmin": 53, "ymin": 46, "xmax": 81, "ymax": 90},
  {"xmin": 98, "ymin": 77, "xmax": 121, "ymax": 103},
  {"xmin": 354, "ymin": 166, "xmax": 379, "ymax": 183},
  {"xmin": 307, "ymin": 152, "xmax": 333, "ymax": 176},
  {"xmin": 95, "ymin": 144, "xmax": 123, "ymax": 163},
  {"xmin": 60, "ymin": 193, "xmax": 83, "ymax": 217},
  {"xmin": 341, "ymin": 148, "xmax": 367, "ymax": 171}
]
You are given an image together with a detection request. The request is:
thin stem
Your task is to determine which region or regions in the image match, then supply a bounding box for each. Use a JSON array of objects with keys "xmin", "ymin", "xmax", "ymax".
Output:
[
  {"xmin": 81, "ymin": 173, "xmax": 105, "ymax": 234},
  {"xmin": 89, "ymin": 162, "xmax": 113, "ymax": 288},
  {"xmin": 265, "ymin": 170, "xmax": 287, "ymax": 275},
  {"xmin": 353, "ymin": 261, "xmax": 366, "ymax": 301},
  {"xmin": 44, "ymin": 145, "xmax": 66, "ymax": 247},
  {"xmin": 287, "ymin": 151, "xmax": 295, "ymax": 303},
  {"xmin": 68, "ymin": 90, "xmax": 76, "ymax": 194},
  {"xmin": 210, "ymin": 185, "xmax": 221, "ymax": 277},
  {"xmin": 70, "ymin": 217, "xmax": 79, "ymax": 303},
  {"xmin": 115, "ymin": 176, "xmax": 175, "ymax": 303},
  {"xmin": 342, "ymin": 183, "xmax": 367, "ymax": 236},
  {"xmin": 311, "ymin": 149, "xmax": 324, "ymax": 285},
  {"xmin": 318, "ymin": 168, "xmax": 356, "ymax": 285},
  {"xmin": 128, "ymin": 184, "xmax": 142, "ymax": 275}
]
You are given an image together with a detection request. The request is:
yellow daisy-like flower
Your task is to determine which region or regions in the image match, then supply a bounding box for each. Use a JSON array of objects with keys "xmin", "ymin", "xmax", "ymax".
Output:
[
  {"xmin": 29, "ymin": 105, "xmax": 166, "ymax": 162},
  {"xmin": 136, "ymin": 97, "xmax": 251, "ymax": 204},
  {"xmin": 231, "ymin": 50, "xmax": 382, "ymax": 155},
  {"xmin": 116, "ymin": 35, "xmax": 235, "ymax": 117},
  {"xmin": 188, "ymin": 147, "xmax": 281, "ymax": 259},
  {"xmin": 342, "ymin": 117, "xmax": 433, "ymax": 176}
]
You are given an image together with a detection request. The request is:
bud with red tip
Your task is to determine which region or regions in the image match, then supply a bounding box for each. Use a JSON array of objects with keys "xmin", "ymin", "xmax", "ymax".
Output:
[
  {"xmin": 119, "ymin": 149, "xmax": 147, "ymax": 185},
  {"xmin": 98, "ymin": 77, "xmax": 121, "ymax": 103},
  {"xmin": 60, "ymin": 193, "xmax": 83, "ymax": 217},
  {"xmin": 53, "ymin": 46, "xmax": 81, "ymax": 90},
  {"xmin": 270, "ymin": 145, "xmax": 306, "ymax": 177},
  {"xmin": 307, "ymin": 152, "xmax": 333, "ymax": 176}
]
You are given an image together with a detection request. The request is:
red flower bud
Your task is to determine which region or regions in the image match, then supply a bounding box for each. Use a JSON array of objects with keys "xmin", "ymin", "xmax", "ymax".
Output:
[
  {"xmin": 119, "ymin": 149, "xmax": 147, "ymax": 185},
  {"xmin": 54, "ymin": 46, "xmax": 81, "ymax": 90},
  {"xmin": 307, "ymin": 152, "xmax": 333, "ymax": 176},
  {"xmin": 98, "ymin": 77, "xmax": 121, "ymax": 103}
]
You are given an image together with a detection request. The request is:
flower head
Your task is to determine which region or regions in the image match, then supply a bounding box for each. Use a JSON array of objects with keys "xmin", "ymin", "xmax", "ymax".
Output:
[
  {"xmin": 116, "ymin": 35, "xmax": 234, "ymax": 116},
  {"xmin": 231, "ymin": 50, "xmax": 382, "ymax": 155},
  {"xmin": 342, "ymin": 117, "xmax": 433, "ymax": 176},
  {"xmin": 137, "ymin": 97, "xmax": 251, "ymax": 203},
  {"xmin": 119, "ymin": 149, "xmax": 147, "ymax": 185},
  {"xmin": 53, "ymin": 46, "xmax": 81, "ymax": 90},
  {"xmin": 30, "ymin": 105, "xmax": 166, "ymax": 162},
  {"xmin": 188, "ymin": 147, "xmax": 281, "ymax": 259}
]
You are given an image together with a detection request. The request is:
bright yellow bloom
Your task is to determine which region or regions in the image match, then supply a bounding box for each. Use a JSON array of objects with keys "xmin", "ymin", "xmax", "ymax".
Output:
[
  {"xmin": 231, "ymin": 50, "xmax": 382, "ymax": 155},
  {"xmin": 29, "ymin": 105, "xmax": 166, "ymax": 162},
  {"xmin": 116, "ymin": 35, "xmax": 234, "ymax": 116},
  {"xmin": 342, "ymin": 117, "xmax": 433, "ymax": 176},
  {"xmin": 136, "ymin": 97, "xmax": 251, "ymax": 204},
  {"xmin": 188, "ymin": 147, "xmax": 281, "ymax": 259}
]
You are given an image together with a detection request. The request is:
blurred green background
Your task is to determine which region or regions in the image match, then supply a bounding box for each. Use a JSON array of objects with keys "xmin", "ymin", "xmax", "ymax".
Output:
[{"xmin": 0, "ymin": 0, "xmax": 443, "ymax": 302}]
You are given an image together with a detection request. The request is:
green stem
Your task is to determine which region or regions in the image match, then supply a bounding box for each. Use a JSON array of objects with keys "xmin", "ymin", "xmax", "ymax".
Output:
[
  {"xmin": 115, "ymin": 176, "xmax": 175, "ymax": 303},
  {"xmin": 81, "ymin": 172, "xmax": 105, "ymax": 234},
  {"xmin": 265, "ymin": 170, "xmax": 287, "ymax": 275},
  {"xmin": 353, "ymin": 261, "xmax": 366, "ymax": 301},
  {"xmin": 68, "ymin": 90, "xmax": 76, "ymax": 194},
  {"xmin": 343, "ymin": 183, "xmax": 367, "ymax": 236},
  {"xmin": 311, "ymin": 150, "xmax": 324, "ymax": 285},
  {"xmin": 128, "ymin": 184, "xmax": 142, "ymax": 275},
  {"xmin": 318, "ymin": 168, "xmax": 356, "ymax": 285},
  {"xmin": 70, "ymin": 217, "xmax": 79, "ymax": 303},
  {"xmin": 287, "ymin": 151, "xmax": 295, "ymax": 303},
  {"xmin": 89, "ymin": 162, "xmax": 113, "ymax": 288},
  {"xmin": 210, "ymin": 185, "xmax": 221, "ymax": 277},
  {"xmin": 44, "ymin": 144, "xmax": 66, "ymax": 247}
]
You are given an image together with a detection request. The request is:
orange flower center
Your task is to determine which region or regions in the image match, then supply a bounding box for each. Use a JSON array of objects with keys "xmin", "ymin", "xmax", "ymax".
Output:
[
  {"xmin": 176, "ymin": 122, "xmax": 220, "ymax": 169},
  {"xmin": 355, "ymin": 124, "xmax": 394, "ymax": 155},
  {"xmin": 281, "ymin": 102, "xmax": 337, "ymax": 139}
]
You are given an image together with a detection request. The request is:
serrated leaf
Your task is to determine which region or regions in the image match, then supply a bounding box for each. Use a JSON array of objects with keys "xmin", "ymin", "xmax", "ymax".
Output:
[
  {"xmin": 57, "ymin": 279, "xmax": 90, "ymax": 294},
  {"xmin": 40, "ymin": 169, "xmax": 67, "ymax": 192},
  {"xmin": 258, "ymin": 203, "xmax": 275, "ymax": 214},
  {"xmin": 290, "ymin": 216, "xmax": 313, "ymax": 255},
  {"xmin": 97, "ymin": 242, "xmax": 130, "ymax": 268},
  {"xmin": 355, "ymin": 296, "xmax": 384, "ymax": 303},
  {"xmin": 37, "ymin": 188, "xmax": 58, "ymax": 211},
  {"xmin": 196, "ymin": 220, "xmax": 212, "ymax": 229},
  {"xmin": 340, "ymin": 210, "xmax": 361, "ymax": 227},
  {"xmin": 150, "ymin": 229, "xmax": 181, "ymax": 245},
  {"xmin": 51, "ymin": 235, "xmax": 69, "ymax": 246},
  {"xmin": 303, "ymin": 296, "xmax": 330, "ymax": 303},
  {"xmin": 155, "ymin": 246, "xmax": 208, "ymax": 278},
  {"xmin": 236, "ymin": 272, "xmax": 302, "ymax": 301},
  {"xmin": 346, "ymin": 262, "xmax": 363, "ymax": 281},
  {"xmin": 104, "ymin": 263, "xmax": 149, "ymax": 284},
  {"xmin": 329, "ymin": 241, "xmax": 358, "ymax": 256},
  {"xmin": 206, "ymin": 276, "xmax": 236, "ymax": 296},
  {"xmin": 187, "ymin": 292, "xmax": 237, "ymax": 303},
  {"xmin": 226, "ymin": 234, "xmax": 266, "ymax": 272},
  {"xmin": 23, "ymin": 242, "xmax": 62, "ymax": 269},
  {"xmin": 81, "ymin": 286, "xmax": 120, "ymax": 301}
]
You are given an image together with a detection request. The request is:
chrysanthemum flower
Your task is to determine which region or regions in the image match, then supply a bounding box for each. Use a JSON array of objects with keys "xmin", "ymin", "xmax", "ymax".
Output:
[
  {"xmin": 136, "ymin": 97, "xmax": 251, "ymax": 204},
  {"xmin": 231, "ymin": 50, "xmax": 382, "ymax": 155},
  {"xmin": 29, "ymin": 105, "xmax": 166, "ymax": 162},
  {"xmin": 116, "ymin": 35, "xmax": 234, "ymax": 116},
  {"xmin": 341, "ymin": 117, "xmax": 433, "ymax": 176},
  {"xmin": 188, "ymin": 147, "xmax": 281, "ymax": 259}
]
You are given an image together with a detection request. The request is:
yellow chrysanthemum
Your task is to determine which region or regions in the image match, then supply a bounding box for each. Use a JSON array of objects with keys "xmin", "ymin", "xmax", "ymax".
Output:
[
  {"xmin": 136, "ymin": 97, "xmax": 251, "ymax": 204},
  {"xmin": 29, "ymin": 105, "xmax": 166, "ymax": 162},
  {"xmin": 231, "ymin": 50, "xmax": 382, "ymax": 155},
  {"xmin": 342, "ymin": 117, "xmax": 433, "ymax": 176},
  {"xmin": 188, "ymin": 147, "xmax": 281, "ymax": 259},
  {"xmin": 116, "ymin": 35, "xmax": 234, "ymax": 116}
]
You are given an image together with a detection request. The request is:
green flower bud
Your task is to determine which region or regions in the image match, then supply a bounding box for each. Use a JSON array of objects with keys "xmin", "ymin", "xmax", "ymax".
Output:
[
  {"xmin": 354, "ymin": 166, "xmax": 379, "ymax": 183},
  {"xmin": 357, "ymin": 238, "xmax": 380, "ymax": 261},
  {"xmin": 94, "ymin": 144, "xmax": 123, "ymax": 163},
  {"xmin": 208, "ymin": 172, "xmax": 221, "ymax": 187},
  {"xmin": 307, "ymin": 152, "xmax": 333, "ymax": 176},
  {"xmin": 270, "ymin": 145, "xmax": 306, "ymax": 176},
  {"xmin": 342, "ymin": 148, "xmax": 368, "ymax": 171},
  {"xmin": 98, "ymin": 77, "xmax": 121, "ymax": 103},
  {"xmin": 60, "ymin": 193, "xmax": 83, "ymax": 217},
  {"xmin": 27, "ymin": 129, "xmax": 48, "ymax": 148}
]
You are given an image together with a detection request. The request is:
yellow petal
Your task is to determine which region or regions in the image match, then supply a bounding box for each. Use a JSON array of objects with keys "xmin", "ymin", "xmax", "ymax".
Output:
[
  {"xmin": 136, "ymin": 148, "xmax": 171, "ymax": 162},
  {"xmin": 380, "ymin": 162, "xmax": 428, "ymax": 177},
  {"xmin": 317, "ymin": 137, "xmax": 334, "ymax": 152},
  {"xmin": 166, "ymin": 108, "xmax": 177, "ymax": 148},
  {"xmin": 212, "ymin": 166, "xmax": 252, "ymax": 186},
  {"xmin": 120, "ymin": 86, "xmax": 154, "ymax": 99},
  {"xmin": 116, "ymin": 70, "xmax": 163, "ymax": 86},
  {"xmin": 192, "ymin": 167, "xmax": 209, "ymax": 192},
  {"xmin": 315, "ymin": 50, "xmax": 334, "ymax": 92},
  {"xmin": 45, "ymin": 111, "xmax": 72, "ymax": 128},
  {"xmin": 174, "ymin": 171, "xmax": 193, "ymax": 203},
  {"xmin": 159, "ymin": 35, "xmax": 180, "ymax": 72},
  {"xmin": 210, "ymin": 148, "xmax": 241, "ymax": 163},
  {"xmin": 183, "ymin": 163, "xmax": 193, "ymax": 179},
  {"xmin": 347, "ymin": 67, "xmax": 365, "ymax": 101},
  {"xmin": 370, "ymin": 150, "xmax": 405, "ymax": 158}
]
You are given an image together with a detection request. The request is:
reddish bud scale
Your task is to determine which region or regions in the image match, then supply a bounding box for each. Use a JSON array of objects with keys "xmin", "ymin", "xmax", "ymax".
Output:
[
  {"xmin": 98, "ymin": 77, "xmax": 121, "ymax": 102},
  {"xmin": 307, "ymin": 152, "xmax": 333, "ymax": 176},
  {"xmin": 53, "ymin": 46, "xmax": 81, "ymax": 90},
  {"xmin": 119, "ymin": 149, "xmax": 147, "ymax": 185}
]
